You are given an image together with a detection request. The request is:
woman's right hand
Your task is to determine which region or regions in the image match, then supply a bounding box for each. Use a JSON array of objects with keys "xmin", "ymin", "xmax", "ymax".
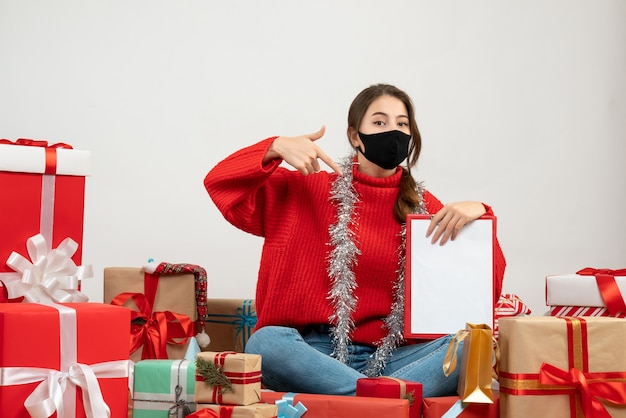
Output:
[{"xmin": 264, "ymin": 125, "xmax": 343, "ymax": 176}]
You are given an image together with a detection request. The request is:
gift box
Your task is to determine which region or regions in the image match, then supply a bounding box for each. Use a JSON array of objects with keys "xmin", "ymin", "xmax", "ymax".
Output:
[
  {"xmin": 132, "ymin": 359, "xmax": 197, "ymax": 418},
  {"xmin": 356, "ymin": 377, "xmax": 422, "ymax": 418},
  {"xmin": 261, "ymin": 391, "xmax": 409, "ymax": 418},
  {"xmin": 422, "ymin": 393, "xmax": 499, "ymax": 418},
  {"xmin": 546, "ymin": 268, "xmax": 626, "ymax": 316},
  {"xmin": 195, "ymin": 351, "xmax": 262, "ymax": 406},
  {"xmin": 498, "ymin": 316, "xmax": 626, "ymax": 417},
  {"xmin": 549, "ymin": 305, "xmax": 626, "ymax": 318},
  {"xmin": 195, "ymin": 403, "xmax": 277, "ymax": 418},
  {"xmin": 0, "ymin": 302, "xmax": 131, "ymax": 417},
  {"xmin": 0, "ymin": 139, "xmax": 90, "ymax": 289},
  {"xmin": 493, "ymin": 293, "xmax": 531, "ymax": 340},
  {"xmin": 204, "ymin": 299, "xmax": 257, "ymax": 352},
  {"xmin": 104, "ymin": 264, "xmax": 205, "ymax": 362}
]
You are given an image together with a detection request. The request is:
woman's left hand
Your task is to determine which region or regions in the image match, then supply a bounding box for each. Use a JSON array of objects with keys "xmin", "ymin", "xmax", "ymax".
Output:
[{"xmin": 426, "ymin": 201, "xmax": 487, "ymax": 245}]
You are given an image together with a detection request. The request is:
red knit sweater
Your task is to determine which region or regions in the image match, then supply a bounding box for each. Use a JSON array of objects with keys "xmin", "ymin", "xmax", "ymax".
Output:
[{"xmin": 204, "ymin": 137, "xmax": 506, "ymax": 346}]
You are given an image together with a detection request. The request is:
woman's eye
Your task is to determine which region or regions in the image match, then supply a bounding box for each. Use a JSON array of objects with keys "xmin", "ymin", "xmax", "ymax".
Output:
[
  {"xmin": 373, "ymin": 121, "xmax": 385, "ymax": 126},
  {"xmin": 398, "ymin": 121, "xmax": 408, "ymax": 127}
]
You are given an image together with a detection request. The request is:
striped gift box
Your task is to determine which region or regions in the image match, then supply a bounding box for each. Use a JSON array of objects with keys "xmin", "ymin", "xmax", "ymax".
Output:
[{"xmin": 549, "ymin": 305, "xmax": 626, "ymax": 318}]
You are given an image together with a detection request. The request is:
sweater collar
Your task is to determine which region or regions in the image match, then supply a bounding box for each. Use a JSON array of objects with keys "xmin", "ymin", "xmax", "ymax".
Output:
[{"xmin": 351, "ymin": 161, "xmax": 402, "ymax": 188}]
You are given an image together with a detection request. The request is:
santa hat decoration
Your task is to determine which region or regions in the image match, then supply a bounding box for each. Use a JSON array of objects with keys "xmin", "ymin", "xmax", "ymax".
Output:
[{"xmin": 143, "ymin": 260, "xmax": 210, "ymax": 348}]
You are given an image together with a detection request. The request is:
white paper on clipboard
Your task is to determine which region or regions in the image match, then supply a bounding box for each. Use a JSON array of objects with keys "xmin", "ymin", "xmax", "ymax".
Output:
[{"xmin": 405, "ymin": 215, "xmax": 495, "ymax": 339}]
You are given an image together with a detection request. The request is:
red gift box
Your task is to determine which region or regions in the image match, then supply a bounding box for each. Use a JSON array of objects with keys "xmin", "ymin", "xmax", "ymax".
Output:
[
  {"xmin": 0, "ymin": 303, "xmax": 131, "ymax": 417},
  {"xmin": 260, "ymin": 391, "xmax": 409, "ymax": 418},
  {"xmin": 422, "ymin": 394, "xmax": 499, "ymax": 418},
  {"xmin": 0, "ymin": 139, "xmax": 90, "ymax": 289},
  {"xmin": 356, "ymin": 377, "xmax": 422, "ymax": 418}
]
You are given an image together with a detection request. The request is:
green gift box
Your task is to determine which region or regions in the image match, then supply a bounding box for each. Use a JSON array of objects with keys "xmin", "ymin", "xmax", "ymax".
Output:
[{"xmin": 132, "ymin": 359, "xmax": 197, "ymax": 418}]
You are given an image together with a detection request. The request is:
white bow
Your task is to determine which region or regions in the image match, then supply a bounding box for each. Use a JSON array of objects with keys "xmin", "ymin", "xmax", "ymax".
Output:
[{"xmin": 5, "ymin": 234, "xmax": 92, "ymax": 303}]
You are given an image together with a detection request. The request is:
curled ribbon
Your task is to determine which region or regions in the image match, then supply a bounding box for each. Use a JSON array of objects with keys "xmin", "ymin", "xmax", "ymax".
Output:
[
  {"xmin": 539, "ymin": 362, "xmax": 626, "ymax": 418},
  {"xmin": 5, "ymin": 234, "xmax": 92, "ymax": 304},
  {"xmin": 0, "ymin": 138, "xmax": 73, "ymax": 149},
  {"xmin": 0, "ymin": 280, "xmax": 25, "ymax": 303},
  {"xmin": 111, "ymin": 292, "xmax": 193, "ymax": 359},
  {"xmin": 276, "ymin": 393, "xmax": 308, "ymax": 418}
]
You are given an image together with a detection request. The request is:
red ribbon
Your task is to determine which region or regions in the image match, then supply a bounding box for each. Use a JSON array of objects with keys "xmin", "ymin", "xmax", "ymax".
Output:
[
  {"xmin": 0, "ymin": 138, "xmax": 73, "ymax": 175},
  {"xmin": 110, "ymin": 291, "xmax": 193, "ymax": 359},
  {"xmin": 577, "ymin": 268, "xmax": 626, "ymax": 315},
  {"xmin": 539, "ymin": 363, "xmax": 626, "ymax": 418},
  {"xmin": 196, "ymin": 351, "xmax": 262, "ymax": 404},
  {"xmin": 186, "ymin": 409, "xmax": 220, "ymax": 418}
]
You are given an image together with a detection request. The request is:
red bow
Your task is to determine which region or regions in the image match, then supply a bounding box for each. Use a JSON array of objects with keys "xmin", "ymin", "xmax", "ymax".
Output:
[
  {"xmin": 111, "ymin": 292, "xmax": 193, "ymax": 359},
  {"xmin": 186, "ymin": 409, "xmax": 220, "ymax": 418},
  {"xmin": 577, "ymin": 268, "xmax": 626, "ymax": 315},
  {"xmin": 0, "ymin": 138, "xmax": 73, "ymax": 149},
  {"xmin": 0, "ymin": 138, "xmax": 73, "ymax": 174},
  {"xmin": 539, "ymin": 362, "xmax": 626, "ymax": 418}
]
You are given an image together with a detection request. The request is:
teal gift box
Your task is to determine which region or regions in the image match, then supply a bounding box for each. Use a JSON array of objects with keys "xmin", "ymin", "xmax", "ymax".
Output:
[{"xmin": 132, "ymin": 359, "xmax": 197, "ymax": 418}]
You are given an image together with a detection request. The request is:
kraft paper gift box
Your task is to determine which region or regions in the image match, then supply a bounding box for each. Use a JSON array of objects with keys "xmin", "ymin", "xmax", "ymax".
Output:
[
  {"xmin": 0, "ymin": 139, "xmax": 90, "ymax": 292},
  {"xmin": 132, "ymin": 359, "xmax": 197, "ymax": 418},
  {"xmin": 0, "ymin": 302, "xmax": 131, "ymax": 418},
  {"xmin": 261, "ymin": 391, "xmax": 410, "ymax": 418},
  {"xmin": 498, "ymin": 316, "xmax": 626, "ymax": 418},
  {"xmin": 204, "ymin": 299, "xmax": 256, "ymax": 352},
  {"xmin": 195, "ymin": 403, "xmax": 277, "ymax": 418},
  {"xmin": 104, "ymin": 266, "xmax": 200, "ymax": 362},
  {"xmin": 195, "ymin": 351, "xmax": 262, "ymax": 406},
  {"xmin": 422, "ymin": 394, "xmax": 499, "ymax": 418},
  {"xmin": 356, "ymin": 377, "xmax": 422, "ymax": 418},
  {"xmin": 546, "ymin": 268, "xmax": 626, "ymax": 317}
]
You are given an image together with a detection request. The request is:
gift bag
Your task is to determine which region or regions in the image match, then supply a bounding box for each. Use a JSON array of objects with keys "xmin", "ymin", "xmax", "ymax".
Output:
[{"xmin": 443, "ymin": 323, "xmax": 495, "ymax": 404}]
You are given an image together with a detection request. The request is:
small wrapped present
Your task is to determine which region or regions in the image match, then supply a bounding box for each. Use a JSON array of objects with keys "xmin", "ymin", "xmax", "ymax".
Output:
[
  {"xmin": 493, "ymin": 293, "xmax": 531, "ymax": 339},
  {"xmin": 546, "ymin": 268, "xmax": 626, "ymax": 316},
  {"xmin": 422, "ymin": 393, "xmax": 499, "ymax": 418},
  {"xmin": 549, "ymin": 305, "xmax": 626, "ymax": 318},
  {"xmin": 356, "ymin": 377, "xmax": 422, "ymax": 418},
  {"xmin": 132, "ymin": 359, "xmax": 197, "ymax": 418},
  {"xmin": 204, "ymin": 299, "xmax": 257, "ymax": 352},
  {"xmin": 498, "ymin": 316, "xmax": 626, "ymax": 417},
  {"xmin": 104, "ymin": 262, "xmax": 208, "ymax": 361},
  {"xmin": 261, "ymin": 391, "xmax": 409, "ymax": 418},
  {"xmin": 195, "ymin": 403, "xmax": 277, "ymax": 418},
  {"xmin": 0, "ymin": 138, "xmax": 90, "ymax": 290},
  {"xmin": 195, "ymin": 351, "xmax": 262, "ymax": 406},
  {"xmin": 0, "ymin": 302, "xmax": 131, "ymax": 418}
]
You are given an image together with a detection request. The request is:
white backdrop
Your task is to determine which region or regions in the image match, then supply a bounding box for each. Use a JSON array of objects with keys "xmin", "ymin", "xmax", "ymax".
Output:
[{"xmin": 1, "ymin": 1, "xmax": 624, "ymax": 316}]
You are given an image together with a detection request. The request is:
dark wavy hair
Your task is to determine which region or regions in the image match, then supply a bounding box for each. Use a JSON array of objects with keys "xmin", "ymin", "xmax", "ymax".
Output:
[{"xmin": 347, "ymin": 83, "xmax": 422, "ymax": 223}]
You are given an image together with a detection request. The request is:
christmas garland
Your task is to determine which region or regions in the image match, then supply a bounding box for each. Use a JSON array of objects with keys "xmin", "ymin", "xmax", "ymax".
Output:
[{"xmin": 327, "ymin": 155, "xmax": 426, "ymax": 376}]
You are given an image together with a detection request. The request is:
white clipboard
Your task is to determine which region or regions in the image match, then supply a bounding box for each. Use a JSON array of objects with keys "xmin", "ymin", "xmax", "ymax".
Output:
[{"xmin": 404, "ymin": 214, "xmax": 495, "ymax": 339}]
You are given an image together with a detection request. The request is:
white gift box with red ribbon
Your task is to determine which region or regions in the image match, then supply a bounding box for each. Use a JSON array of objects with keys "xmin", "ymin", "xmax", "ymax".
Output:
[{"xmin": 546, "ymin": 268, "xmax": 626, "ymax": 316}]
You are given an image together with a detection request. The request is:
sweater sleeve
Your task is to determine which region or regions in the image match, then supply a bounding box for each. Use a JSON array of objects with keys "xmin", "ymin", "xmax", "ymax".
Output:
[
  {"xmin": 204, "ymin": 137, "xmax": 282, "ymax": 237},
  {"xmin": 422, "ymin": 190, "xmax": 506, "ymax": 303}
]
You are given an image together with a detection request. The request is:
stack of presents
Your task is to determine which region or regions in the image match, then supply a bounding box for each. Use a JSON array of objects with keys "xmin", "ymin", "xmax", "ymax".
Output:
[{"xmin": 1, "ymin": 138, "xmax": 626, "ymax": 417}]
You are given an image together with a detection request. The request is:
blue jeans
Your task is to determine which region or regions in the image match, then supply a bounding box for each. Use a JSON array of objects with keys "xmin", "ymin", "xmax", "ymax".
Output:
[{"xmin": 245, "ymin": 325, "xmax": 460, "ymax": 397}]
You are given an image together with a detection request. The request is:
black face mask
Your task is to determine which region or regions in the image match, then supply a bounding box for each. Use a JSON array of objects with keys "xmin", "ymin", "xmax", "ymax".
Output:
[{"xmin": 357, "ymin": 130, "xmax": 411, "ymax": 170}]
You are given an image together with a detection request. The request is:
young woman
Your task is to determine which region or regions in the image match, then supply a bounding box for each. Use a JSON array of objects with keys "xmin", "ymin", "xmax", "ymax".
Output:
[{"xmin": 204, "ymin": 83, "xmax": 506, "ymax": 397}]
